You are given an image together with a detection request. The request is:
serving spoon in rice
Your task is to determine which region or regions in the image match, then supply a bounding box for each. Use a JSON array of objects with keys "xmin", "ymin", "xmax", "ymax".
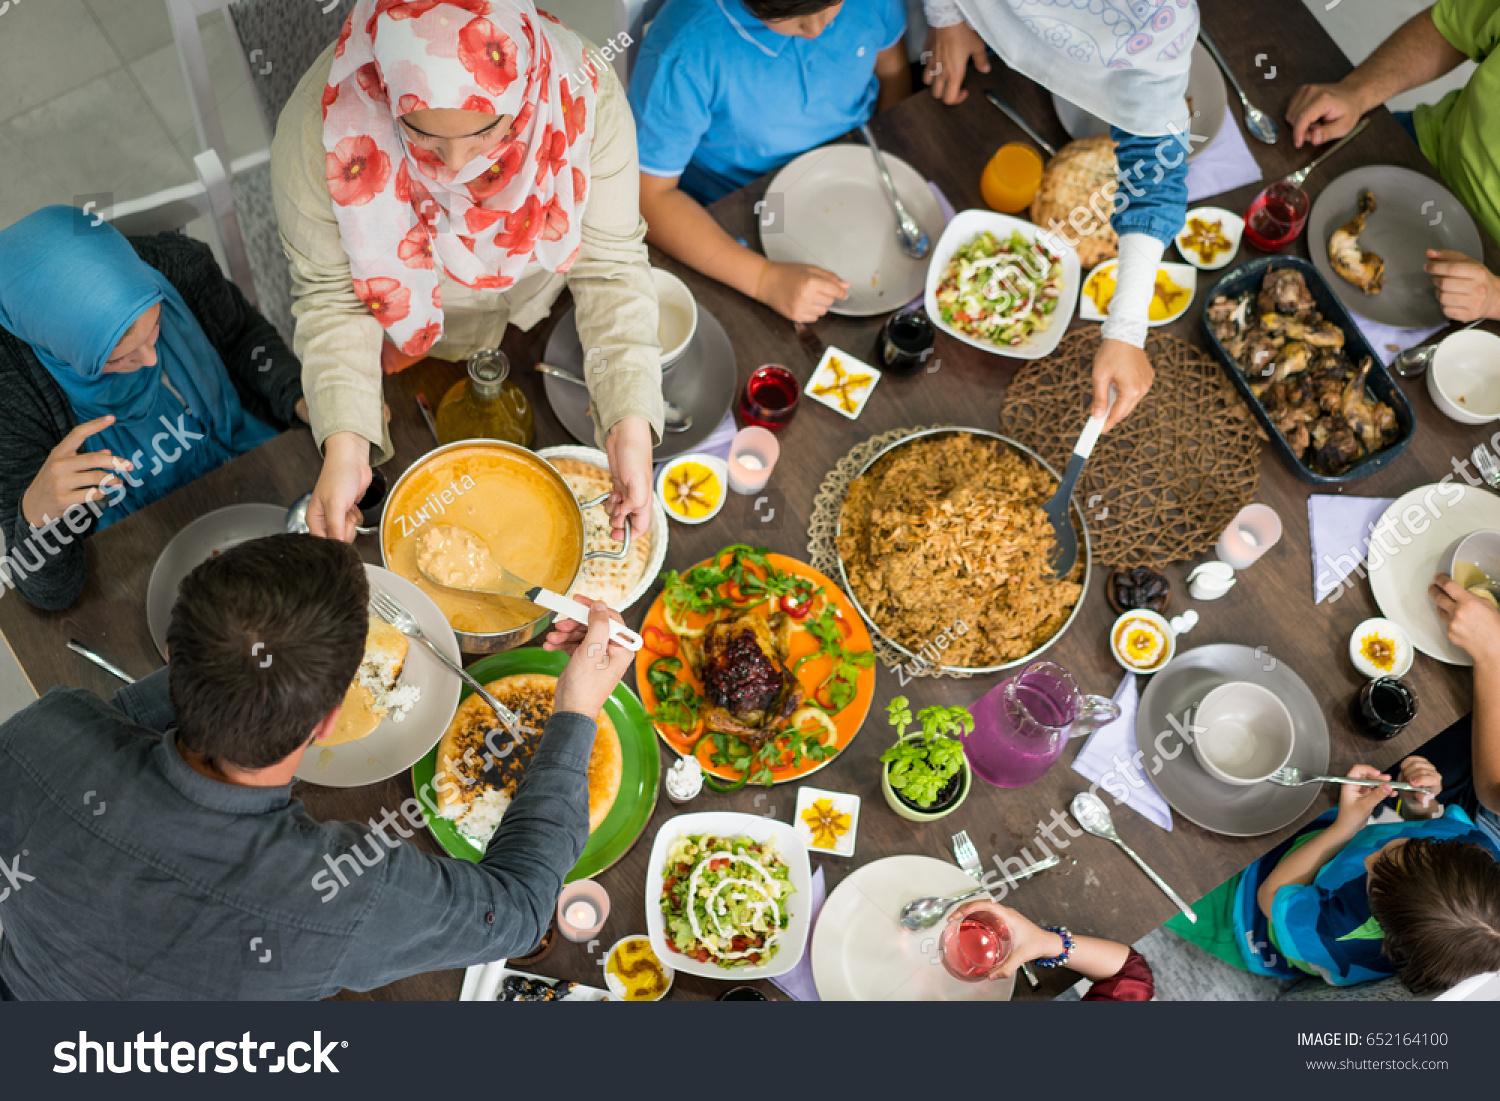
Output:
[{"xmin": 1042, "ymin": 411, "xmax": 1107, "ymax": 578}]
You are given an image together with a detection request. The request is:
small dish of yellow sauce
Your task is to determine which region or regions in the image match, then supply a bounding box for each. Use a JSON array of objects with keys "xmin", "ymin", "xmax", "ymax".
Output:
[
  {"xmin": 1109, "ymin": 609, "xmax": 1175, "ymax": 673},
  {"xmin": 655, "ymin": 454, "xmax": 728, "ymax": 525},
  {"xmin": 604, "ymin": 936, "xmax": 674, "ymax": 1001},
  {"xmin": 1349, "ymin": 617, "xmax": 1413, "ymax": 679},
  {"xmin": 1082, "ymin": 262, "xmax": 1197, "ymax": 326}
]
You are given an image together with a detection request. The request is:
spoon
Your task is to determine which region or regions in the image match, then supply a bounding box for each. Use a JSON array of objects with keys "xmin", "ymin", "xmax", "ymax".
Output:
[
  {"xmin": 285, "ymin": 492, "xmax": 376, "ymax": 537},
  {"xmin": 1280, "ymin": 117, "xmax": 1369, "ymax": 188},
  {"xmin": 898, "ymin": 853, "xmax": 1062, "ymax": 932},
  {"xmin": 1071, "ymin": 792, "xmax": 1197, "ymax": 923},
  {"xmin": 1392, "ymin": 317, "xmax": 1482, "ymax": 378},
  {"xmin": 535, "ymin": 362, "xmax": 694, "ymax": 434},
  {"xmin": 1197, "ymin": 31, "xmax": 1279, "ymax": 146},
  {"xmin": 858, "ymin": 123, "xmax": 931, "ymax": 261},
  {"xmin": 1042, "ymin": 411, "xmax": 1106, "ymax": 578},
  {"xmin": 414, "ymin": 523, "xmax": 642, "ymax": 650}
]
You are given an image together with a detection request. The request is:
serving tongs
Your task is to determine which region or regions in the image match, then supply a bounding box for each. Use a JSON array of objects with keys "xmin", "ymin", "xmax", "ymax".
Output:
[
  {"xmin": 1042, "ymin": 412, "xmax": 1106, "ymax": 578},
  {"xmin": 414, "ymin": 523, "xmax": 642, "ymax": 651}
]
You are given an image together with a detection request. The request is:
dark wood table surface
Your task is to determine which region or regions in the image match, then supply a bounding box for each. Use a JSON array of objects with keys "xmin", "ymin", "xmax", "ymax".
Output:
[{"xmin": 3, "ymin": 0, "xmax": 1496, "ymax": 1001}]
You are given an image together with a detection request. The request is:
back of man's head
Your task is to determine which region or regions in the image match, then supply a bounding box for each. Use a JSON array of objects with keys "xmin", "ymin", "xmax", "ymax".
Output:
[
  {"xmin": 167, "ymin": 533, "xmax": 369, "ymax": 770},
  {"xmin": 1368, "ymin": 837, "xmax": 1500, "ymax": 994},
  {"xmin": 744, "ymin": 0, "xmax": 842, "ymax": 21}
]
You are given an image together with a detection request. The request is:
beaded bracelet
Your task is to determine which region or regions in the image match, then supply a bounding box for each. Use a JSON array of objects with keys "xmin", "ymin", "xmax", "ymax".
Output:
[{"xmin": 1033, "ymin": 925, "xmax": 1075, "ymax": 969}]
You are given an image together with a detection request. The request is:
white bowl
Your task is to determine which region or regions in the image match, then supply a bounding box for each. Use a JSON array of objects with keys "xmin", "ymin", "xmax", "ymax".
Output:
[
  {"xmin": 654, "ymin": 452, "xmax": 728, "ymax": 526},
  {"xmin": 1348, "ymin": 616, "xmax": 1414, "ymax": 679},
  {"xmin": 1176, "ymin": 206, "xmax": 1245, "ymax": 271},
  {"xmin": 651, "ymin": 267, "xmax": 698, "ymax": 370},
  {"xmin": 601, "ymin": 935, "xmax": 674, "ymax": 1001},
  {"xmin": 1079, "ymin": 259, "xmax": 1197, "ymax": 326},
  {"xmin": 924, "ymin": 208, "xmax": 1081, "ymax": 361},
  {"xmin": 645, "ymin": 810, "xmax": 811, "ymax": 981},
  {"xmin": 1429, "ymin": 330, "xmax": 1500, "ymax": 424},
  {"xmin": 1108, "ymin": 608, "xmax": 1176, "ymax": 673},
  {"xmin": 1190, "ymin": 681, "xmax": 1295, "ymax": 786}
]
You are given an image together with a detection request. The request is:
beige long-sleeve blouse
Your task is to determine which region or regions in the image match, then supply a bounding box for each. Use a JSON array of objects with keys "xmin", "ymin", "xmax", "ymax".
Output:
[{"xmin": 270, "ymin": 40, "xmax": 664, "ymax": 466}]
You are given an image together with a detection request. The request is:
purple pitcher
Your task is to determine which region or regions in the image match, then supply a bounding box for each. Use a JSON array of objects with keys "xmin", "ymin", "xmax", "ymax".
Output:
[{"xmin": 965, "ymin": 661, "xmax": 1120, "ymax": 788}]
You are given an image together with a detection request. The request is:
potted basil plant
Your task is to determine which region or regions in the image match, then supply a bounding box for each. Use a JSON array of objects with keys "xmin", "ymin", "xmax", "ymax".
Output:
[{"xmin": 879, "ymin": 696, "xmax": 975, "ymax": 822}]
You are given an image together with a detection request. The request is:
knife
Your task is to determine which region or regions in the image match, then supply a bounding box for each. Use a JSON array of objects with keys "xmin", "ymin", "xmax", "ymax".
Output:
[
  {"xmin": 68, "ymin": 639, "xmax": 135, "ymax": 684},
  {"xmin": 415, "ymin": 393, "xmax": 440, "ymax": 446},
  {"xmin": 983, "ymin": 91, "xmax": 1057, "ymax": 158}
]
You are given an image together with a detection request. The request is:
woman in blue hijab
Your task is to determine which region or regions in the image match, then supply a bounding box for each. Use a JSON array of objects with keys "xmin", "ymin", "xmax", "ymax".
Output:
[{"xmin": 0, "ymin": 206, "xmax": 306, "ymax": 610}]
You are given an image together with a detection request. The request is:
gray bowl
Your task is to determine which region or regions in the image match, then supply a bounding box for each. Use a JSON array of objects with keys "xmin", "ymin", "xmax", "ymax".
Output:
[{"xmin": 1439, "ymin": 529, "xmax": 1500, "ymax": 585}]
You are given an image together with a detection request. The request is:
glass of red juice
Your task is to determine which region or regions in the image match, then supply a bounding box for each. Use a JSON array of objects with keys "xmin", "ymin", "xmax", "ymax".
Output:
[
  {"xmin": 738, "ymin": 365, "xmax": 800, "ymax": 431},
  {"xmin": 1244, "ymin": 181, "xmax": 1311, "ymax": 251},
  {"xmin": 939, "ymin": 908, "xmax": 1013, "ymax": 982}
]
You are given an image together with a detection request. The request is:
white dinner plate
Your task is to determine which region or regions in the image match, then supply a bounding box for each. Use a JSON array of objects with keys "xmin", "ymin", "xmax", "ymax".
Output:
[
  {"xmin": 645, "ymin": 811, "xmax": 812, "ymax": 981},
  {"xmin": 1367, "ymin": 483, "xmax": 1500, "ymax": 666},
  {"xmin": 811, "ymin": 855, "xmax": 1015, "ymax": 1001},
  {"xmin": 294, "ymin": 564, "xmax": 461, "ymax": 787},
  {"xmin": 760, "ymin": 144, "xmax": 943, "ymax": 316}
]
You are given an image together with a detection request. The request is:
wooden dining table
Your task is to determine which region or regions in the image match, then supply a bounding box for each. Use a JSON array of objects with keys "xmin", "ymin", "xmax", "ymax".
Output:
[{"xmin": 3, "ymin": 0, "xmax": 1497, "ymax": 1001}]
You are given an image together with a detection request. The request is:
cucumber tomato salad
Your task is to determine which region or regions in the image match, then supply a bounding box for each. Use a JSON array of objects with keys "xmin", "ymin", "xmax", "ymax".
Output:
[
  {"xmin": 660, "ymin": 833, "xmax": 793, "ymax": 967},
  {"xmin": 935, "ymin": 229, "xmax": 1064, "ymax": 347}
]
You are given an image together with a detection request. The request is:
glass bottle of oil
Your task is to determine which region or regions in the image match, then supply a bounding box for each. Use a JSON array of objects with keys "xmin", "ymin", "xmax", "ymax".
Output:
[{"xmin": 435, "ymin": 348, "xmax": 534, "ymax": 447}]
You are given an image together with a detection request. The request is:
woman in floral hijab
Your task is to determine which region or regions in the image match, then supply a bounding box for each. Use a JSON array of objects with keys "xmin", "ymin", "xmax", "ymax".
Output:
[{"xmin": 273, "ymin": 0, "xmax": 662, "ymax": 542}]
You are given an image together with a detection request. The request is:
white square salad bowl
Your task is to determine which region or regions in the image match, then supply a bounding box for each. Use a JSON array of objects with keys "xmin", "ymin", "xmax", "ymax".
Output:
[
  {"xmin": 645, "ymin": 810, "xmax": 812, "ymax": 981},
  {"xmin": 924, "ymin": 208, "xmax": 1081, "ymax": 360}
]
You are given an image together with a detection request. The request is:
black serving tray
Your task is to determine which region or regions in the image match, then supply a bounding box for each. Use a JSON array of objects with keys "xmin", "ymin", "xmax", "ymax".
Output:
[{"xmin": 1199, "ymin": 255, "xmax": 1414, "ymax": 485}]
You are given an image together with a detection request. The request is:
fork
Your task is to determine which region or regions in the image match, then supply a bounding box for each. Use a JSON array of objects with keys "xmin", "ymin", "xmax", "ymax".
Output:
[
  {"xmin": 1267, "ymin": 765, "xmax": 1426, "ymax": 794},
  {"xmin": 952, "ymin": 831, "xmax": 1040, "ymax": 990},
  {"xmin": 1474, "ymin": 444, "xmax": 1500, "ymax": 492},
  {"xmin": 368, "ymin": 588, "xmax": 525, "ymax": 735}
]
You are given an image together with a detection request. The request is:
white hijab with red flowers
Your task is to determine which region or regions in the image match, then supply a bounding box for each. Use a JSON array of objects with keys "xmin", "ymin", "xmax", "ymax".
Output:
[{"xmin": 323, "ymin": 0, "xmax": 597, "ymax": 357}]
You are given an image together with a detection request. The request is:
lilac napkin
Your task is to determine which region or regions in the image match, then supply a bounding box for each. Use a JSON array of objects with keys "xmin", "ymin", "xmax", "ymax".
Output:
[
  {"xmin": 1185, "ymin": 106, "xmax": 1264, "ymax": 204},
  {"xmin": 768, "ymin": 865, "xmax": 827, "ymax": 1001},
  {"xmin": 1309, "ymin": 494, "xmax": 1397, "ymax": 604},
  {"xmin": 1350, "ymin": 316, "xmax": 1445, "ymax": 367},
  {"xmin": 1070, "ymin": 673, "xmax": 1174, "ymax": 832},
  {"xmin": 900, "ymin": 181, "xmax": 957, "ymax": 311}
]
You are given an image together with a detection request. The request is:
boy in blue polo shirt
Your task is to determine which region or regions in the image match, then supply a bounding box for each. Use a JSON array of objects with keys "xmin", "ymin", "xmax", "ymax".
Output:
[{"xmin": 630, "ymin": 0, "xmax": 910, "ymax": 323}]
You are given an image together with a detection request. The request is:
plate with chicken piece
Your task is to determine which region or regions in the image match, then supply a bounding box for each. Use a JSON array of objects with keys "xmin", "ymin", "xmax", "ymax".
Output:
[
  {"xmin": 635, "ymin": 546, "xmax": 876, "ymax": 787},
  {"xmin": 1202, "ymin": 257, "xmax": 1414, "ymax": 484},
  {"xmin": 1308, "ymin": 165, "xmax": 1483, "ymax": 329}
]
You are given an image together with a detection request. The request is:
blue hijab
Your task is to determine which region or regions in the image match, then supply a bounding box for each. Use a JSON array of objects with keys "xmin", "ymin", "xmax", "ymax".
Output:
[{"xmin": 0, "ymin": 207, "xmax": 276, "ymax": 521}]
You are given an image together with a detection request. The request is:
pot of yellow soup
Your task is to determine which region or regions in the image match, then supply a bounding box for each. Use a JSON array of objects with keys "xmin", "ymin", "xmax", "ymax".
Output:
[{"xmin": 381, "ymin": 440, "xmax": 626, "ymax": 653}]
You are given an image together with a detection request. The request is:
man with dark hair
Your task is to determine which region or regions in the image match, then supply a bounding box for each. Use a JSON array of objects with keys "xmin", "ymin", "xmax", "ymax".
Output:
[
  {"xmin": 630, "ymin": 0, "xmax": 910, "ymax": 323},
  {"xmin": 0, "ymin": 533, "xmax": 634, "ymax": 999}
]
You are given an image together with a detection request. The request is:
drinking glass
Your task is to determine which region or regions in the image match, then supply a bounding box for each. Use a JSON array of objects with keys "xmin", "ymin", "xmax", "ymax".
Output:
[
  {"xmin": 939, "ymin": 908, "xmax": 1013, "ymax": 982},
  {"xmin": 981, "ymin": 143, "xmax": 1045, "ymax": 215},
  {"xmin": 738, "ymin": 365, "xmax": 800, "ymax": 431},
  {"xmin": 876, "ymin": 309, "xmax": 936, "ymax": 377},
  {"xmin": 1244, "ymin": 181, "xmax": 1311, "ymax": 251},
  {"xmin": 1350, "ymin": 677, "xmax": 1419, "ymax": 740}
]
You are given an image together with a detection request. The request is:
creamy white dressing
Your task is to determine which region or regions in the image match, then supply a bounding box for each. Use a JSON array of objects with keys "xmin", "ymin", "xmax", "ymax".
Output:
[{"xmin": 684, "ymin": 848, "xmax": 784, "ymax": 960}]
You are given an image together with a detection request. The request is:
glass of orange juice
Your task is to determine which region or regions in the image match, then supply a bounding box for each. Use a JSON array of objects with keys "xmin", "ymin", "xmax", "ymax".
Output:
[{"xmin": 981, "ymin": 143, "xmax": 1045, "ymax": 215}]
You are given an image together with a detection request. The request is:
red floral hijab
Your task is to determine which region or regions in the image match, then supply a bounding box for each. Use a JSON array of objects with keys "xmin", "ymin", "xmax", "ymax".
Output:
[{"xmin": 323, "ymin": 0, "xmax": 597, "ymax": 357}]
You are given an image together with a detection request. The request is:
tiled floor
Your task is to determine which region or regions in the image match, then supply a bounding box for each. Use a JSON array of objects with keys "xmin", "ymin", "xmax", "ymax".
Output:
[{"xmin": 0, "ymin": 0, "xmax": 1480, "ymax": 720}]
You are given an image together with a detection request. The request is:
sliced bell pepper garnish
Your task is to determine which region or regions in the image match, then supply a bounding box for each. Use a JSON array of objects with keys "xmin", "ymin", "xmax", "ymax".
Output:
[{"xmin": 642, "ymin": 625, "xmax": 678, "ymax": 657}]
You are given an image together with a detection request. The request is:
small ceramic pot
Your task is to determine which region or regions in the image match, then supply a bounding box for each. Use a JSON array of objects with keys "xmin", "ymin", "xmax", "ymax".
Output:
[{"xmin": 881, "ymin": 740, "xmax": 973, "ymax": 823}]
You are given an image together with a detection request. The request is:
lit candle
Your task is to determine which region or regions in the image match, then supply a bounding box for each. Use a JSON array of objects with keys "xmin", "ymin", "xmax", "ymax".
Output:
[
  {"xmin": 727, "ymin": 426, "xmax": 780, "ymax": 495},
  {"xmin": 1215, "ymin": 504, "xmax": 1282, "ymax": 570},
  {"xmin": 555, "ymin": 879, "xmax": 610, "ymax": 942}
]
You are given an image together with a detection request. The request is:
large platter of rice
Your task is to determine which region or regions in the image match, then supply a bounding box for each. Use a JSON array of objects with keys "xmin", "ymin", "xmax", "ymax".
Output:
[{"xmin": 834, "ymin": 429, "xmax": 1089, "ymax": 674}]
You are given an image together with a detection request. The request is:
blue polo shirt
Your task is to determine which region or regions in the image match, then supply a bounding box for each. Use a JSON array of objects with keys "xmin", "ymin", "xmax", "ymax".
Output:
[{"xmin": 629, "ymin": 0, "xmax": 907, "ymax": 204}]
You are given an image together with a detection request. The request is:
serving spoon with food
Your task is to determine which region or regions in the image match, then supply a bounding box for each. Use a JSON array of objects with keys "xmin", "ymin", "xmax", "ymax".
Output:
[
  {"xmin": 1042, "ymin": 411, "xmax": 1107, "ymax": 578},
  {"xmin": 415, "ymin": 524, "xmax": 643, "ymax": 651}
]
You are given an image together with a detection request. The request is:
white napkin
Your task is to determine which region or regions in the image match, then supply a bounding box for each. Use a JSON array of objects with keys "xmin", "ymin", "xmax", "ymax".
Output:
[
  {"xmin": 1349, "ymin": 315, "xmax": 1445, "ymax": 367},
  {"xmin": 1308, "ymin": 493, "xmax": 1396, "ymax": 603},
  {"xmin": 768, "ymin": 865, "xmax": 827, "ymax": 1001},
  {"xmin": 1070, "ymin": 673, "xmax": 1174, "ymax": 832},
  {"xmin": 1185, "ymin": 106, "xmax": 1264, "ymax": 205}
]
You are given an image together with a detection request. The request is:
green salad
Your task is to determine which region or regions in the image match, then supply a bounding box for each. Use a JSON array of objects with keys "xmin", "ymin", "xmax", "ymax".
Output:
[
  {"xmin": 659, "ymin": 833, "xmax": 793, "ymax": 968},
  {"xmin": 935, "ymin": 229, "xmax": 1064, "ymax": 347}
]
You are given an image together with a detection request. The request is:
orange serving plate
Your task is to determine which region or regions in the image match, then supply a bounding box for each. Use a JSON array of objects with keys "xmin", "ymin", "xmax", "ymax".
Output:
[{"xmin": 634, "ymin": 552, "xmax": 876, "ymax": 785}]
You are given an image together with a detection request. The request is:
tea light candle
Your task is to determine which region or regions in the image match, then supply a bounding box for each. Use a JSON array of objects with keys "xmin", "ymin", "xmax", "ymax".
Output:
[
  {"xmin": 727, "ymin": 426, "xmax": 780, "ymax": 495},
  {"xmin": 555, "ymin": 879, "xmax": 609, "ymax": 942},
  {"xmin": 1215, "ymin": 504, "xmax": 1283, "ymax": 570}
]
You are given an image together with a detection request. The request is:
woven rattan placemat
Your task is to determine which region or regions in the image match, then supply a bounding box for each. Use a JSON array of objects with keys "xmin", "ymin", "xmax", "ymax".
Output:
[{"xmin": 1000, "ymin": 328, "xmax": 1259, "ymax": 568}]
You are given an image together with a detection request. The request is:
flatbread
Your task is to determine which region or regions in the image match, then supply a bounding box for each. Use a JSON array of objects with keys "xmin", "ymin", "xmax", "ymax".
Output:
[
  {"xmin": 1029, "ymin": 135, "xmax": 1119, "ymax": 270},
  {"xmin": 550, "ymin": 457, "xmax": 651, "ymax": 608},
  {"xmin": 433, "ymin": 672, "xmax": 621, "ymax": 835}
]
